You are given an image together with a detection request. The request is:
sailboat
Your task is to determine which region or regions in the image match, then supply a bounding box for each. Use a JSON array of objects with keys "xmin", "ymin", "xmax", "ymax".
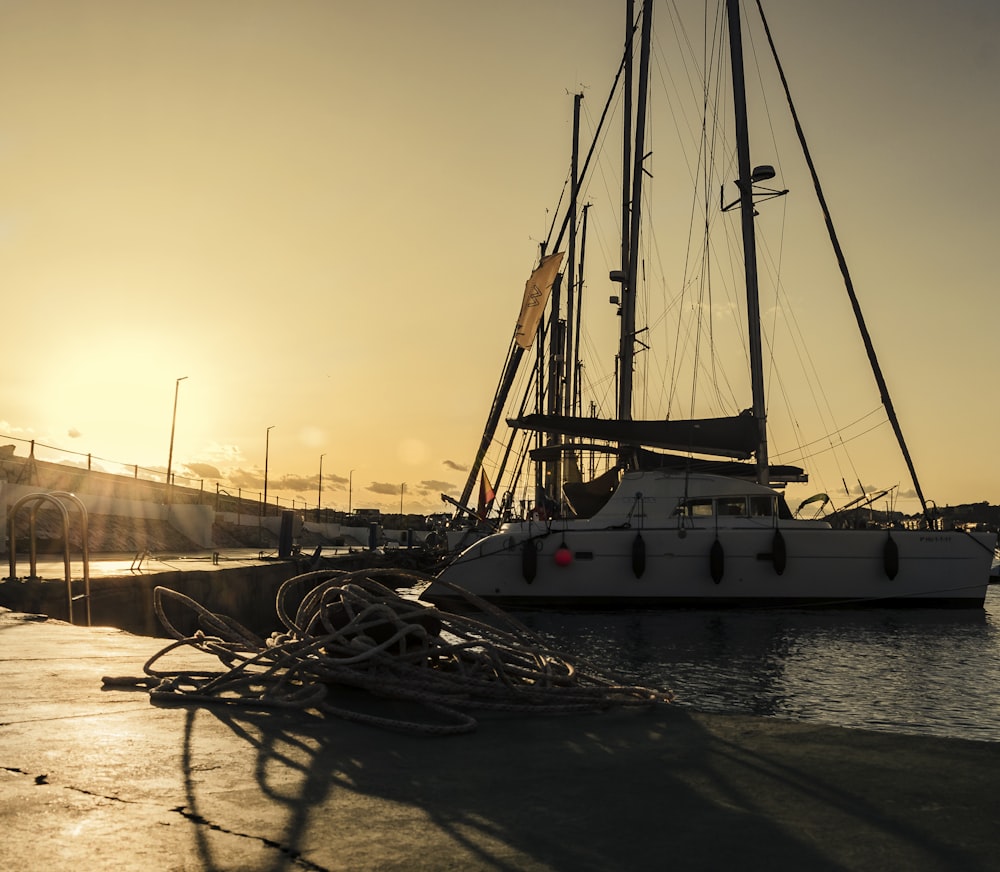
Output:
[{"xmin": 423, "ymin": 0, "xmax": 996, "ymax": 608}]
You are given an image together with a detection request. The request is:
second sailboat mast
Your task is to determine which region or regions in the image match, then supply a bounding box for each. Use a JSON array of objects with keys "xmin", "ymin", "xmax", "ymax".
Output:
[{"xmin": 726, "ymin": 0, "xmax": 769, "ymax": 482}]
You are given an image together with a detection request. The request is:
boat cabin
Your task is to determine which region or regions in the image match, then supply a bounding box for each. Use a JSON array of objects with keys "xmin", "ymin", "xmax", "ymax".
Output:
[{"xmin": 564, "ymin": 470, "xmax": 823, "ymax": 529}]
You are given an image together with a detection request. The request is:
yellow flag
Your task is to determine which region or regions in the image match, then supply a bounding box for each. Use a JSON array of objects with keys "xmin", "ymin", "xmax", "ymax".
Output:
[{"xmin": 513, "ymin": 252, "xmax": 564, "ymax": 350}]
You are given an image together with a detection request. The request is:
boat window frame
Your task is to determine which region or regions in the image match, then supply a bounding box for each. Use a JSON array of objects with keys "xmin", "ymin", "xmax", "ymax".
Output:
[
  {"xmin": 717, "ymin": 496, "xmax": 748, "ymax": 517},
  {"xmin": 674, "ymin": 498, "xmax": 715, "ymax": 518},
  {"xmin": 673, "ymin": 493, "xmax": 793, "ymax": 521}
]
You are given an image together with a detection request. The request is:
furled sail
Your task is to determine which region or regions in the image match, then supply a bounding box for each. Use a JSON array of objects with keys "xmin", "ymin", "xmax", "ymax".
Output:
[
  {"xmin": 527, "ymin": 444, "xmax": 806, "ymax": 483},
  {"xmin": 511, "ymin": 412, "xmax": 759, "ymax": 459},
  {"xmin": 513, "ymin": 252, "xmax": 565, "ymax": 350}
]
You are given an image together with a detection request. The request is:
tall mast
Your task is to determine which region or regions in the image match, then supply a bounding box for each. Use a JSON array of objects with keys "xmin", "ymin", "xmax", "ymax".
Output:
[
  {"xmin": 565, "ymin": 92, "xmax": 582, "ymax": 415},
  {"xmin": 726, "ymin": 0, "xmax": 769, "ymax": 483},
  {"xmin": 574, "ymin": 202, "xmax": 591, "ymax": 415},
  {"xmin": 618, "ymin": 0, "xmax": 653, "ymax": 425},
  {"xmin": 619, "ymin": 0, "xmax": 634, "ymax": 402}
]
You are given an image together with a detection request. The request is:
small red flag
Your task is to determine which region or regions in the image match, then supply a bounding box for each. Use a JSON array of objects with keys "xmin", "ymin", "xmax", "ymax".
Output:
[{"xmin": 477, "ymin": 470, "xmax": 495, "ymax": 520}]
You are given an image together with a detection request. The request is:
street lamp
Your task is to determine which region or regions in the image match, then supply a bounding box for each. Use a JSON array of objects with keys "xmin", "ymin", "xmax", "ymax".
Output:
[
  {"xmin": 400, "ymin": 482, "xmax": 405, "ymax": 515},
  {"xmin": 263, "ymin": 425, "xmax": 275, "ymax": 513},
  {"xmin": 318, "ymin": 453, "xmax": 326, "ymax": 518},
  {"xmin": 165, "ymin": 376, "xmax": 188, "ymax": 505},
  {"xmin": 349, "ymin": 469, "xmax": 354, "ymax": 515}
]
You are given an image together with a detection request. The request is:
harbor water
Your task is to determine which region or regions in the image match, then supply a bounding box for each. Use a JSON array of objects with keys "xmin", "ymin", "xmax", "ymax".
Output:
[{"xmin": 504, "ymin": 584, "xmax": 1000, "ymax": 744}]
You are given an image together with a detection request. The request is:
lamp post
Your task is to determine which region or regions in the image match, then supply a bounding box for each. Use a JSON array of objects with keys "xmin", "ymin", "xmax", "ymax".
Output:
[
  {"xmin": 318, "ymin": 453, "xmax": 325, "ymax": 520},
  {"xmin": 400, "ymin": 482, "xmax": 405, "ymax": 515},
  {"xmin": 263, "ymin": 425, "xmax": 275, "ymax": 513},
  {"xmin": 165, "ymin": 376, "xmax": 188, "ymax": 505},
  {"xmin": 349, "ymin": 469, "xmax": 354, "ymax": 516}
]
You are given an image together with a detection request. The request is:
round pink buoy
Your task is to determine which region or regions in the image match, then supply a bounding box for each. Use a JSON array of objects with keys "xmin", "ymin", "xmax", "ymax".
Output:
[{"xmin": 554, "ymin": 544, "xmax": 573, "ymax": 567}]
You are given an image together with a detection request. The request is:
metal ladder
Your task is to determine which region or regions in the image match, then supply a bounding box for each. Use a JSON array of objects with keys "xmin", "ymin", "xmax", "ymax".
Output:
[{"xmin": 7, "ymin": 491, "xmax": 91, "ymax": 626}]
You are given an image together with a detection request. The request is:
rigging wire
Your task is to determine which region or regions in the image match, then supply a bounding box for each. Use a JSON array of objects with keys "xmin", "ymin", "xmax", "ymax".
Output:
[
  {"xmin": 744, "ymin": 9, "xmax": 874, "ymax": 499},
  {"xmin": 752, "ymin": 0, "xmax": 930, "ymax": 517}
]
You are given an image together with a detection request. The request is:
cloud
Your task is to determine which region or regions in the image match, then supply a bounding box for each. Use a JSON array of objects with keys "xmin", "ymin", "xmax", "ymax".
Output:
[
  {"xmin": 67, "ymin": 428, "xmax": 82, "ymax": 439},
  {"xmin": 277, "ymin": 473, "xmax": 316, "ymax": 491},
  {"xmin": 184, "ymin": 462, "xmax": 223, "ymax": 479},
  {"xmin": 368, "ymin": 481, "xmax": 404, "ymax": 496},
  {"xmin": 200, "ymin": 442, "xmax": 245, "ymax": 464},
  {"xmin": 442, "ymin": 459, "xmax": 468, "ymax": 472},
  {"xmin": 0, "ymin": 425, "xmax": 35, "ymax": 452},
  {"xmin": 227, "ymin": 468, "xmax": 263, "ymax": 490},
  {"xmin": 417, "ymin": 479, "xmax": 456, "ymax": 492}
]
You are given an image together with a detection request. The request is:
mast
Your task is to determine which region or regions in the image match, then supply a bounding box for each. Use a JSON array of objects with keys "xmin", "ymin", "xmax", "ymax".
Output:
[
  {"xmin": 726, "ymin": 0, "xmax": 769, "ymax": 483},
  {"xmin": 619, "ymin": 0, "xmax": 634, "ymax": 416},
  {"xmin": 618, "ymin": 0, "xmax": 653, "ymax": 425},
  {"xmin": 564, "ymin": 92, "xmax": 582, "ymax": 416},
  {"xmin": 543, "ymin": 284, "xmax": 565, "ymax": 502},
  {"xmin": 574, "ymin": 202, "xmax": 591, "ymax": 415}
]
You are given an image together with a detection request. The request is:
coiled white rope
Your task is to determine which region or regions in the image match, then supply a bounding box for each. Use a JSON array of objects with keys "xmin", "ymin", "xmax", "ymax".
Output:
[{"xmin": 104, "ymin": 568, "xmax": 673, "ymax": 736}]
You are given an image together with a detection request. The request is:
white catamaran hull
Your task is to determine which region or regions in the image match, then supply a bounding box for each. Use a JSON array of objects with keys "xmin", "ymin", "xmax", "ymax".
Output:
[
  {"xmin": 425, "ymin": 472, "xmax": 994, "ymax": 608},
  {"xmin": 424, "ymin": 524, "xmax": 993, "ymax": 608}
]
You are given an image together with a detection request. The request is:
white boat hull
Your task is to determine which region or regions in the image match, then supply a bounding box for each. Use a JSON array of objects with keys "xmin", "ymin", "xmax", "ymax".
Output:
[{"xmin": 424, "ymin": 524, "xmax": 994, "ymax": 608}]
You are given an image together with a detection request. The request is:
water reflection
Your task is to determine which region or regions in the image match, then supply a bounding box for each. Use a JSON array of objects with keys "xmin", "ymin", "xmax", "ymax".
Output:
[{"xmin": 506, "ymin": 588, "xmax": 1000, "ymax": 742}]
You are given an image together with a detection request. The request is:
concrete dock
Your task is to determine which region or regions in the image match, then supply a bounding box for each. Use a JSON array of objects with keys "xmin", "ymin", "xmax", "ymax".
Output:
[
  {"xmin": 0, "ymin": 549, "xmax": 406, "ymax": 638},
  {"xmin": 2, "ymin": 607, "xmax": 999, "ymax": 871}
]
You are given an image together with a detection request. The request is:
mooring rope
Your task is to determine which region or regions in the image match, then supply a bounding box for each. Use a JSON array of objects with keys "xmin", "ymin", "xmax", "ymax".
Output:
[{"xmin": 102, "ymin": 568, "xmax": 673, "ymax": 736}]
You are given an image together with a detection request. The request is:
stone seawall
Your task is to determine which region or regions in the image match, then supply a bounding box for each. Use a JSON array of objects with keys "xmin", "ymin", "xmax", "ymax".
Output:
[{"xmin": 0, "ymin": 560, "xmax": 312, "ymax": 637}]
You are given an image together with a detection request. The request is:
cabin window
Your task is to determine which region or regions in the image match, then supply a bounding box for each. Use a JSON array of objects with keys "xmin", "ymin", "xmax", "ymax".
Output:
[
  {"xmin": 676, "ymin": 494, "xmax": 790, "ymax": 520},
  {"xmin": 675, "ymin": 498, "xmax": 714, "ymax": 518},
  {"xmin": 717, "ymin": 497, "xmax": 747, "ymax": 517}
]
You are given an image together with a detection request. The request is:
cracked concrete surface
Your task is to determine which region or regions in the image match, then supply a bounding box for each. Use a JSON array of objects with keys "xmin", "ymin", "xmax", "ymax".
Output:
[{"xmin": 3, "ymin": 607, "xmax": 1000, "ymax": 871}]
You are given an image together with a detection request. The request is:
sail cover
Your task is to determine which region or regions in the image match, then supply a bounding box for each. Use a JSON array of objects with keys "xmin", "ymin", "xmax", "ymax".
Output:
[
  {"xmin": 513, "ymin": 252, "xmax": 564, "ymax": 350},
  {"xmin": 512, "ymin": 413, "xmax": 759, "ymax": 459}
]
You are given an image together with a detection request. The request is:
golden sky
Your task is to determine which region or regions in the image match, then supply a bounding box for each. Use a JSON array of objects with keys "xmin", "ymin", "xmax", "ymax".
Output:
[{"xmin": 0, "ymin": 0, "xmax": 997, "ymax": 516}]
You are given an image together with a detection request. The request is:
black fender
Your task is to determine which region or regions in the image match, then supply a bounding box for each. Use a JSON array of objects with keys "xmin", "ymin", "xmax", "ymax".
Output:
[
  {"xmin": 772, "ymin": 529, "xmax": 787, "ymax": 575},
  {"xmin": 521, "ymin": 538, "xmax": 538, "ymax": 583},
  {"xmin": 883, "ymin": 533, "xmax": 899, "ymax": 580},
  {"xmin": 710, "ymin": 538, "xmax": 724, "ymax": 584},
  {"xmin": 632, "ymin": 532, "xmax": 646, "ymax": 578}
]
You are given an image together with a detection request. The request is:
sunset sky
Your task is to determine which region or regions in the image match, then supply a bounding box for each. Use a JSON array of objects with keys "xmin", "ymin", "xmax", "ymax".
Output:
[{"xmin": 0, "ymin": 0, "xmax": 997, "ymax": 516}]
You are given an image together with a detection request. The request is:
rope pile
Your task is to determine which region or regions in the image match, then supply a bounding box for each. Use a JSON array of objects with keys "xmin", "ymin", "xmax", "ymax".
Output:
[{"xmin": 104, "ymin": 568, "xmax": 673, "ymax": 736}]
